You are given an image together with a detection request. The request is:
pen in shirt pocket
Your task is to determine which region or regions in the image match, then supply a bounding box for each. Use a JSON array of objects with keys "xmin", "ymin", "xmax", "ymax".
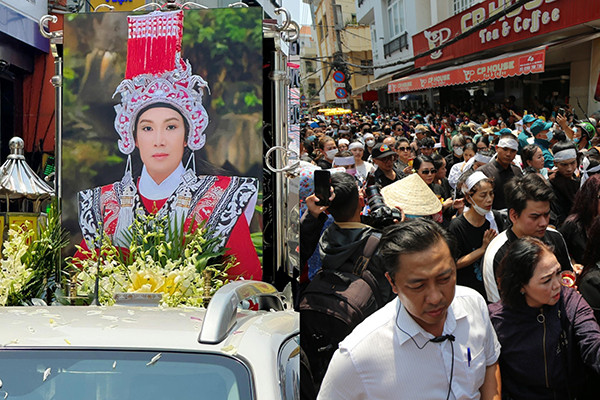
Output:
[{"xmin": 467, "ymin": 347, "xmax": 471, "ymax": 367}]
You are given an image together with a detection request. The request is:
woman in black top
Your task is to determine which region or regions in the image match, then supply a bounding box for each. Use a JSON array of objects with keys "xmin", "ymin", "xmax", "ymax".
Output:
[{"xmin": 448, "ymin": 170, "xmax": 504, "ymax": 297}]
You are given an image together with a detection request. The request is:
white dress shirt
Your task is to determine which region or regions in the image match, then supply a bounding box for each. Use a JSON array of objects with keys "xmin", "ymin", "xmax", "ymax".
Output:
[{"xmin": 318, "ymin": 286, "xmax": 501, "ymax": 400}]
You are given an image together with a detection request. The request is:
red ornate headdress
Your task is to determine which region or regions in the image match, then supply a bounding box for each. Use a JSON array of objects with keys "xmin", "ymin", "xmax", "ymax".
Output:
[{"xmin": 113, "ymin": 10, "xmax": 209, "ymax": 155}]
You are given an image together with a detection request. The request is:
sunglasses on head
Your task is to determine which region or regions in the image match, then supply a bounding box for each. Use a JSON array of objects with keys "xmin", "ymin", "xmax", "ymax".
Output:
[{"xmin": 420, "ymin": 169, "xmax": 437, "ymax": 175}]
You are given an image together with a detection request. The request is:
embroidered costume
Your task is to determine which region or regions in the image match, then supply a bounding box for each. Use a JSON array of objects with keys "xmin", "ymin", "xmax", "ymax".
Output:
[{"xmin": 76, "ymin": 10, "xmax": 261, "ymax": 279}]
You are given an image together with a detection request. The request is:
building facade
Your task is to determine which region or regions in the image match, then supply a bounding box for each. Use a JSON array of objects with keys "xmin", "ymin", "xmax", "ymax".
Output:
[
  {"xmin": 305, "ymin": 0, "xmax": 374, "ymax": 110},
  {"xmin": 381, "ymin": 0, "xmax": 600, "ymax": 116}
]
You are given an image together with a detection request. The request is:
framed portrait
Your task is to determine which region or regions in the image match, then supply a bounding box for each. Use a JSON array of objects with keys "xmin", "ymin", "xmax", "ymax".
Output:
[{"xmin": 62, "ymin": 8, "xmax": 263, "ymax": 276}]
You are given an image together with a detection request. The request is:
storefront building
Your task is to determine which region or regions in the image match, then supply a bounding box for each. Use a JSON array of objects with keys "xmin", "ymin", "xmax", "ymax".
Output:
[{"xmin": 388, "ymin": 0, "xmax": 600, "ymax": 117}]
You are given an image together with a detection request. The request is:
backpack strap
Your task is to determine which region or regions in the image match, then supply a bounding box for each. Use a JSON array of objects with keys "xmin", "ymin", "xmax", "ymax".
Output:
[
  {"xmin": 352, "ymin": 232, "xmax": 384, "ymax": 307},
  {"xmin": 352, "ymin": 232, "xmax": 381, "ymax": 275}
]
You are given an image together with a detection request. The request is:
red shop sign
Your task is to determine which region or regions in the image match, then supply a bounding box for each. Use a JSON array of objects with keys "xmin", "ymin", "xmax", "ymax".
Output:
[
  {"xmin": 412, "ymin": 0, "xmax": 600, "ymax": 68},
  {"xmin": 388, "ymin": 48, "xmax": 545, "ymax": 93}
]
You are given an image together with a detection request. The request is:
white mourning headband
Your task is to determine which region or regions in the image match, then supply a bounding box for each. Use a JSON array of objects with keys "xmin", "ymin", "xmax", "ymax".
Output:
[
  {"xmin": 348, "ymin": 142, "xmax": 364, "ymax": 150},
  {"xmin": 497, "ymin": 138, "xmax": 518, "ymax": 150},
  {"xmin": 462, "ymin": 171, "xmax": 489, "ymax": 194},
  {"xmin": 553, "ymin": 149, "xmax": 577, "ymax": 162}
]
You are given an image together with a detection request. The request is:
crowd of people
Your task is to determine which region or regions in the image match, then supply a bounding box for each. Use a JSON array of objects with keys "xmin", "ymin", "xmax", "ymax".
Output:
[{"xmin": 298, "ymin": 102, "xmax": 600, "ymax": 399}]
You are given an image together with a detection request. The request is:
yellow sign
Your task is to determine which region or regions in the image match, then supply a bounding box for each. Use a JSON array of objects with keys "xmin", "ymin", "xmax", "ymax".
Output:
[
  {"xmin": 8, "ymin": 213, "xmax": 39, "ymax": 244},
  {"xmin": 90, "ymin": 0, "xmax": 146, "ymax": 12}
]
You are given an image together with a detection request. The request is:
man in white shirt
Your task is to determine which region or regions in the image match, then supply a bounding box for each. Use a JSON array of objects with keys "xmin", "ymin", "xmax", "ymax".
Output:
[{"xmin": 318, "ymin": 219, "xmax": 501, "ymax": 400}]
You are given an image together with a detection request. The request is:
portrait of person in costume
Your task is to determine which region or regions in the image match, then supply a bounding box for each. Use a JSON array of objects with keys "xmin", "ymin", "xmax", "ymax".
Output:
[{"xmin": 70, "ymin": 10, "xmax": 262, "ymax": 279}]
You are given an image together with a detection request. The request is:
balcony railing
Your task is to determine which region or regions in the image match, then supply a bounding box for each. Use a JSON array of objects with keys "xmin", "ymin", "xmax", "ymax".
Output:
[{"xmin": 384, "ymin": 32, "xmax": 408, "ymax": 58}]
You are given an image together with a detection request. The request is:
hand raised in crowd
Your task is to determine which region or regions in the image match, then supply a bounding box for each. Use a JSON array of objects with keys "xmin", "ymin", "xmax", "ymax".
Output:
[
  {"xmin": 402, "ymin": 165, "xmax": 413, "ymax": 175},
  {"xmin": 556, "ymin": 112, "xmax": 568, "ymax": 127},
  {"xmin": 452, "ymin": 198, "xmax": 465, "ymax": 214},
  {"xmin": 481, "ymin": 228, "xmax": 498, "ymax": 248},
  {"xmin": 306, "ymin": 192, "xmax": 334, "ymax": 219},
  {"xmin": 393, "ymin": 205, "xmax": 406, "ymax": 224}
]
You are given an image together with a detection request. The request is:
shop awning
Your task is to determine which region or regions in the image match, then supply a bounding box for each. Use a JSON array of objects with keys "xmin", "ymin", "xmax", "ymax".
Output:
[
  {"xmin": 388, "ymin": 47, "xmax": 546, "ymax": 94},
  {"xmin": 354, "ymin": 72, "xmax": 397, "ymax": 95}
]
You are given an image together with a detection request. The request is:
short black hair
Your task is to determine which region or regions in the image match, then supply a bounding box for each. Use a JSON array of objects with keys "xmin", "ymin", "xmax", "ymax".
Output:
[
  {"xmin": 379, "ymin": 219, "xmax": 456, "ymax": 276},
  {"xmin": 397, "ymin": 137, "xmax": 410, "ymax": 145},
  {"xmin": 328, "ymin": 172, "xmax": 359, "ymax": 222},
  {"xmin": 413, "ymin": 154, "xmax": 434, "ymax": 171},
  {"xmin": 418, "ymin": 136, "xmax": 435, "ymax": 148},
  {"xmin": 430, "ymin": 152, "xmax": 445, "ymax": 170},
  {"xmin": 498, "ymin": 237, "xmax": 554, "ymax": 308},
  {"xmin": 504, "ymin": 173, "xmax": 555, "ymax": 216}
]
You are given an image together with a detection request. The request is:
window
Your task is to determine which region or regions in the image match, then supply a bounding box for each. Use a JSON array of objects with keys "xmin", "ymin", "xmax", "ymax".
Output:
[
  {"xmin": 305, "ymin": 61, "xmax": 314, "ymax": 72},
  {"xmin": 0, "ymin": 350, "xmax": 253, "ymax": 400},
  {"xmin": 453, "ymin": 0, "xmax": 478, "ymax": 15},
  {"xmin": 317, "ymin": 18, "xmax": 324, "ymax": 42},
  {"xmin": 371, "ymin": 23, "xmax": 379, "ymax": 59},
  {"xmin": 387, "ymin": 0, "xmax": 405, "ymax": 39},
  {"xmin": 278, "ymin": 335, "xmax": 300, "ymax": 400}
]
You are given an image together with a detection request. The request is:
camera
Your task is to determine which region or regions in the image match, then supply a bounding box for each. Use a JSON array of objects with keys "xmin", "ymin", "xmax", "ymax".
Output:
[{"xmin": 361, "ymin": 174, "xmax": 402, "ymax": 229}]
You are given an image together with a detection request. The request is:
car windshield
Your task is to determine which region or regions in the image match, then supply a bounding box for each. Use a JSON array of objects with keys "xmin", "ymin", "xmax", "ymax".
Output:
[{"xmin": 0, "ymin": 349, "xmax": 252, "ymax": 400}]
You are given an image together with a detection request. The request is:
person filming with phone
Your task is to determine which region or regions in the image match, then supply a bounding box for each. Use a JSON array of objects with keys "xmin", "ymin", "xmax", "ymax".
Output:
[{"xmin": 299, "ymin": 171, "xmax": 401, "ymax": 394}]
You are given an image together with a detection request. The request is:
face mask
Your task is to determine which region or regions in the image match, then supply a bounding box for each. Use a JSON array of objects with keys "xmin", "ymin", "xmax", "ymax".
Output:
[
  {"xmin": 573, "ymin": 137, "xmax": 580, "ymax": 144},
  {"xmin": 467, "ymin": 195, "xmax": 489, "ymax": 216},
  {"xmin": 345, "ymin": 168, "xmax": 357, "ymax": 176},
  {"xmin": 454, "ymin": 147, "xmax": 464, "ymax": 156},
  {"xmin": 471, "ymin": 202, "xmax": 490, "ymax": 216},
  {"xmin": 325, "ymin": 149, "xmax": 337, "ymax": 159},
  {"xmin": 546, "ymin": 130, "xmax": 554, "ymax": 142},
  {"xmin": 366, "ymin": 139, "xmax": 375, "ymax": 147}
]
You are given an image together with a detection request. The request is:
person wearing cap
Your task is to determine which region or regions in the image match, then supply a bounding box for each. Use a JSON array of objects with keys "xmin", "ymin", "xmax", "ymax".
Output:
[
  {"xmin": 530, "ymin": 119, "xmax": 556, "ymax": 168},
  {"xmin": 478, "ymin": 132, "xmax": 523, "ymax": 210},
  {"xmin": 410, "ymin": 124, "xmax": 428, "ymax": 154},
  {"xmin": 549, "ymin": 141, "xmax": 580, "ymax": 227},
  {"xmin": 348, "ymin": 141, "xmax": 374, "ymax": 184},
  {"xmin": 74, "ymin": 10, "xmax": 261, "ymax": 279},
  {"xmin": 372, "ymin": 143, "xmax": 404, "ymax": 188},
  {"xmin": 517, "ymin": 114, "xmax": 536, "ymax": 150},
  {"xmin": 573, "ymin": 121, "xmax": 596, "ymax": 151}
]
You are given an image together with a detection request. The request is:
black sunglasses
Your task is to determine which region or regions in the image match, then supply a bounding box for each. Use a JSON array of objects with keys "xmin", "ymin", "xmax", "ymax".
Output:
[{"xmin": 420, "ymin": 169, "xmax": 437, "ymax": 175}]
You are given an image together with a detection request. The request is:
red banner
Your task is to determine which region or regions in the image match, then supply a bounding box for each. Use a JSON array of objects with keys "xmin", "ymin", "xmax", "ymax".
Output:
[
  {"xmin": 412, "ymin": 0, "xmax": 600, "ymax": 68},
  {"xmin": 388, "ymin": 48, "xmax": 545, "ymax": 93}
]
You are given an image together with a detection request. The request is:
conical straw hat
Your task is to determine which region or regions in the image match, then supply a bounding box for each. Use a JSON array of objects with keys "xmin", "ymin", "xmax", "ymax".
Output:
[{"xmin": 381, "ymin": 174, "xmax": 442, "ymax": 216}]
